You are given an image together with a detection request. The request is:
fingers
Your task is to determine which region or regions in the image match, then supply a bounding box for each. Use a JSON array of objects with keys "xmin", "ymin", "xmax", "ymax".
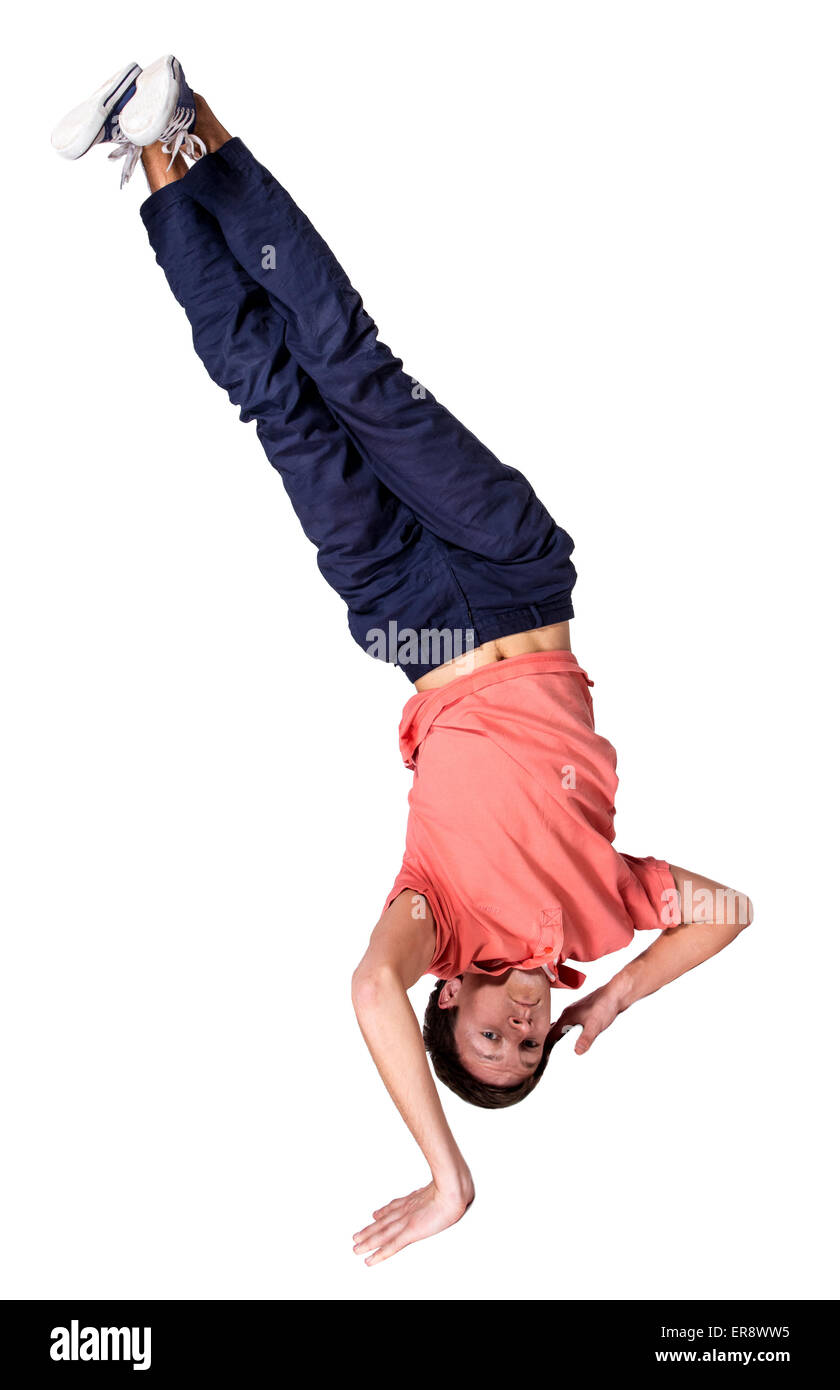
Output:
[
  {"xmin": 353, "ymin": 1209, "xmax": 404, "ymax": 1244},
  {"xmin": 365, "ymin": 1234, "xmax": 412, "ymax": 1266},
  {"xmin": 557, "ymin": 1014, "xmax": 609, "ymax": 1056},
  {"xmin": 353, "ymin": 1189, "xmax": 423, "ymax": 1252},
  {"xmin": 353, "ymin": 1214, "xmax": 406, "ymax": 1259},
  {"xmin": 574, "ymin": 1021, "xmax": 598, "ymax": 1055},
  {"xmin": 352, "ymin": 1181, "xmax": 442, "ymax": 1266},
  {"xmin": 556, "ymin": 1020, "xmax": 591, "ymax": 1055}
]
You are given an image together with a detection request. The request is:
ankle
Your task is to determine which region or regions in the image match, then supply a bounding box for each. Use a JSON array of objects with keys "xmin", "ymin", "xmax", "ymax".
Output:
[
  {"xmin": 192, "ymin": 94, "xmax": 232, "ymax": 155},
  {"xmin": 141, "ymin": 144, "xmax": 188, "ymax": 193}
]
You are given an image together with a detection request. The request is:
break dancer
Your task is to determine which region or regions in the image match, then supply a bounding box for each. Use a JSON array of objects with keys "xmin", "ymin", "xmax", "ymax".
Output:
[{"xmin": 52, "ymin": 57, "xmax": 753, "ymax": 1265}]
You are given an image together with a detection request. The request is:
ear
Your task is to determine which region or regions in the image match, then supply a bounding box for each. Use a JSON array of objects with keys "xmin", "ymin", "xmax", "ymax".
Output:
[{"xmin": 437, "ymin": 977, "xmax": 463, "ymax": 1010}]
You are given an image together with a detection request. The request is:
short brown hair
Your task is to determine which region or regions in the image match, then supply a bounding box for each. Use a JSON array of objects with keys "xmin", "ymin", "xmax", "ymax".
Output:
[{"xmin": 422, "ymin": 979, "xmax": 553, "ymax": 1109}]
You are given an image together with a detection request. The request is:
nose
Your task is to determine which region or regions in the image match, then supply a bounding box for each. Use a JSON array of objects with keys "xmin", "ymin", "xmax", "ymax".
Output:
[{"xmin": 509, "ymin": 1011, "xmax": 534, "ymax": 1031}]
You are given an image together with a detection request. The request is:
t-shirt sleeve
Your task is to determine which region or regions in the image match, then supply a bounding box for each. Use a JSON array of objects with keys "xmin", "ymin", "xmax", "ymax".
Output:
[
  {"xmin": 381, "ymin": 873, "xmax": 428, "ymax": 921},
  {"xmin": 381, "ymin": 869, "xmax": 454, "ymax": 975},
  {"xmin": 618, "ymin": 854, "xmax": 680, "ymax": 931}
]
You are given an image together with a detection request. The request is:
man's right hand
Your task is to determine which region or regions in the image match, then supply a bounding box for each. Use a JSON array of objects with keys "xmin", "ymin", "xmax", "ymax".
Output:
[{"xmin": 352, "ymin": 1173, "xmax": 475, "ymax": 1266}]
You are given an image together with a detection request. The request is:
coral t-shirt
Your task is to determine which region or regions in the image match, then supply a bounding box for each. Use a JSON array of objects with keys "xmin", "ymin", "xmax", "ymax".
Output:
[{"xmin": 383, "ymin": 650, "xmax": 677, "ymax": 990}]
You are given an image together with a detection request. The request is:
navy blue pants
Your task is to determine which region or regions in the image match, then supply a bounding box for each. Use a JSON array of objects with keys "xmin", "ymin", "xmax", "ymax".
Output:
[{"xmin": 140, "ymin": 137, "xmax": 576, "ymax": 683}]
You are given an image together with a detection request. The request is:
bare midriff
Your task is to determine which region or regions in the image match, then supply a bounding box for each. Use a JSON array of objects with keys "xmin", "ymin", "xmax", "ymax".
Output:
[{"xmin": 413, "ymin": 621, "xmax": 572, "ymax": 692}]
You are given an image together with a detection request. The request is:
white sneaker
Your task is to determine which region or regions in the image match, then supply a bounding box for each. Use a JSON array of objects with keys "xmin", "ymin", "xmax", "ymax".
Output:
[
  {"xmin": 119, "ymin": 55, "xmax": 206, "ymax": 169},
  {"xmin": 51, "ymin": 62, "xmax": 145, "ymax": 187}
]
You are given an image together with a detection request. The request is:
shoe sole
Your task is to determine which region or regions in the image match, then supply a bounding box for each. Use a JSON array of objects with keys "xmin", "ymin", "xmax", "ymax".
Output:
[
  {"xmin": 51, "ymin": 62, "xmax": 141, "ymax": 160},
  {"xmin": 118, "ymin": 55, "xmax": 181, "ymax": 147}
]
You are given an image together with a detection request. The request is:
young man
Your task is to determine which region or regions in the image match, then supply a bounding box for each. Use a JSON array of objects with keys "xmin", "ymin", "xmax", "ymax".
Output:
[{"xmin": 52, "ymin": 57, "xmax": 753, "ymax": 1266}]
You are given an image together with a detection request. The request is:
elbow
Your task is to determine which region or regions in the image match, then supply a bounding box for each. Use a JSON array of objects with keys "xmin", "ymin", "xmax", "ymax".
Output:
[
  {"xmin": 720, "ymin": 890, "xmax": 753, "ymax": 936},
  {"xmin": 708, "ymin": 887, "xmax": 753, "ymax": 931},
  {"xmin": 351, "ymin": 962, "xmax": 388, "ymax": 1015}
]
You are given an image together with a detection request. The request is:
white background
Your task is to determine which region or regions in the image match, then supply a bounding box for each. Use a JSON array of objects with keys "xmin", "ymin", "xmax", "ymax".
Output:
[{"xmin": 2, "ymin": 1, "xmax": 837, "ymax": 1300}]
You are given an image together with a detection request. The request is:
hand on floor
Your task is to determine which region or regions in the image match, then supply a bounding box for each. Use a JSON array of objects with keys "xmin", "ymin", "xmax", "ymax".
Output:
[{"xmin": 352, "ymin": 1175, "xmax": 475, "ymax": 1266}]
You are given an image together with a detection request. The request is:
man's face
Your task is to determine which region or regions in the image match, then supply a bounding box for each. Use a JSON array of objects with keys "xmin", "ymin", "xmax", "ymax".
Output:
[{"xmin": 438, "ymin": 969, "xmax": 552, "ymax": 1085}]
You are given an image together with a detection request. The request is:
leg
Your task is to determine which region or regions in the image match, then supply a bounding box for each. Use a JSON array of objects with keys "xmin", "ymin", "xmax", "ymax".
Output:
[
  {"xmin": 138, "ymin": 150, "xmax": 473, "ymax": 680},
  {"xmin": 177, "ymin": 104, "xmax": 576, "ymax": 632}
]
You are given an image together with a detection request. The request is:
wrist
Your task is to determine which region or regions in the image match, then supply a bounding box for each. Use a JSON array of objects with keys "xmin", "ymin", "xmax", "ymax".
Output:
[
  {"xmin": 608, "ymin": 967, "xmax": 637, "ymax": 1014},
  {"xmin": 432, "ymin": 1156, "xmax": 475, "ymax": 1209}
]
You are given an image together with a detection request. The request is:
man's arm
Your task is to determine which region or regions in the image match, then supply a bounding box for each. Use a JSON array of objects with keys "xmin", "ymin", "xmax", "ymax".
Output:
[
  {"xmin": 554, "ymin": 864, "xmax": 753, "ymax": 1054},
  {"xmin": 350, "ymin": 890, "xmax": 475, "ymax": 1266}
]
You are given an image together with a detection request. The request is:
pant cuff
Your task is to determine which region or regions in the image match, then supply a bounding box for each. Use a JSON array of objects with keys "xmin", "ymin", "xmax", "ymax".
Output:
[{"xmin": 139, "ymin": 176, "xmax": 193, "ymax": 227}]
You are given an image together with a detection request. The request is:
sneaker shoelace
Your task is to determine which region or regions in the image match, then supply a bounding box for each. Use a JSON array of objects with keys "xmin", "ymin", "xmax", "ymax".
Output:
[
  {"xmin": 107, "ymin": 135, "xmax": 143, "ymax": 189},
  {"xmin": 160, "ymin": 108, "xmax": 207, "ymax": 169},
  {"xmin": 104, "ymin": 107, "xmax": 207, "ymax": 189}
]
